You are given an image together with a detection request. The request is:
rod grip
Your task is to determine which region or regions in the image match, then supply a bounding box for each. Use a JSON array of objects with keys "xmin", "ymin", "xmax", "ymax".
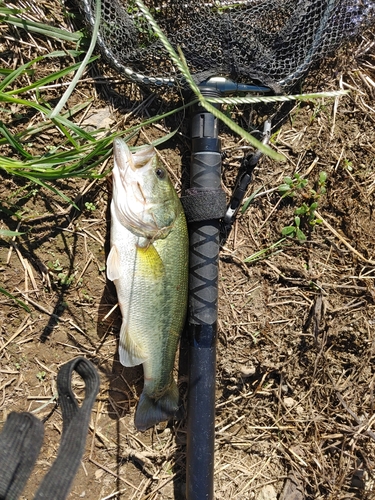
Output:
[
  {"xmin": 188, "ymin": 219, "xmax": 220, "ymax": 326},
  {"xmin": 188, "ymin": 111, "xmax": 222, "ymax": 325}
]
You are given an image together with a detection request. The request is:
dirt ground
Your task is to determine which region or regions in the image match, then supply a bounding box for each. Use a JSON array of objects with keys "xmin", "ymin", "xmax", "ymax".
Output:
[{"xmin": 1, "ymin": 2, "xmax": 375, "ymax": 500}]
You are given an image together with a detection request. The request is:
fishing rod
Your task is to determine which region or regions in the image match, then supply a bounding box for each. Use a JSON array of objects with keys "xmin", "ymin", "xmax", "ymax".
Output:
[
  {"xmin": 184, "ymin": 85, "xmax": 222, "ymax": 500},
  {"xmin": 182, "ymin": 79, "xmax": 271, "ymax": 500}
]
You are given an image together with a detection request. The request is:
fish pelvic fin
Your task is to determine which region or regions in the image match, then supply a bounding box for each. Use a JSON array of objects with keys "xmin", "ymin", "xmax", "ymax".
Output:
[
  {"xmin": 107, "ymin": 244, "xmax": 121, "ymax": 281},
  {"xmin": 119, "ymin": 322, "xmax": 148, "ymax": 367},
  {"xmin": 134, "ymin": 381, "xmax": 182, "ymax": 432}
]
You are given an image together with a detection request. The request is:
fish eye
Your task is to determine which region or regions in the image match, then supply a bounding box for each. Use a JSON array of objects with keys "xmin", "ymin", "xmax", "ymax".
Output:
[{"xmin": 155, "ymin": 167, "xmax": 166, "ymax": 180}]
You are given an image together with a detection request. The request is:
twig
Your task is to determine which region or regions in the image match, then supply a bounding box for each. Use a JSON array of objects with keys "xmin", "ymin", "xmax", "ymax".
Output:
[
  {"xmin": 31, "ymin": 394, "xmax": 58, "ymax": 414},
  {"xmin": 102, "ymin": 303, "xmax": 119, "ymax": 320},
  {"xmin": 336, "ymin": 392, "xmax": 375, "ymax": 442},
  {"xmin": 15, "ymin": 290, "xmax": 63, "ymax": 321},
  {"xmin": 77, "ymin": 254, "xmax": 93, "ymax": 282},
  {"xmin": 140, "ymin": 474, "xmax": 180, "ymax": 500},
  {"xmin": 6, "ymin": 221, "xmax": 22, "ymax": 264},
  {"xmin": 35, "ymin": 357, "xmax": 57, "ymax": 375},
  {"xmin": 101, "ymin": 490, "xmax": 128, "ymax": 500},
  {"xmin": 89, "ymin": 458, "xmax": 140, "ymax": 491},
  {"xmin": 0, "ymin": 318, "xmax": 32, "ymax": 354},
  {"xmin": 315, "ymin": 210, "xmax": 375, "ymax": 265},
  {"xmin": 258, "ymin": 196, "xmax": 283, "ymax": 231}
]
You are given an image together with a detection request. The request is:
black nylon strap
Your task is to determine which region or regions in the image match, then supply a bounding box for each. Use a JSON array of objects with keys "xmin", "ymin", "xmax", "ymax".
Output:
[
  {"xmin": 0, "ymin": 357, "xmax": 99, "ymax": 500},
  {"xmin": 34, "ymin": 357, "xmax": 100, "ymax": 500},
  {"xmin": 0, "ymin": 412, "xmax": 44, "ymax": 500},
  {"xmin": 181, "ymin": 188, "xmax": 227, "ymax": 223}
]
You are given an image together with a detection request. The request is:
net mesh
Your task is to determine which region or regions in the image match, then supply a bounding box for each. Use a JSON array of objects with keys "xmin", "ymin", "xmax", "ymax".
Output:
[{"xmin": 77, "ymin": 0, "xmax": 375, "ymax": 91}]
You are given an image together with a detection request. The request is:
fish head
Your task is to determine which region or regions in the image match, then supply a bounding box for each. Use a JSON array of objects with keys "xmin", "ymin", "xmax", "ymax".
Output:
[{"xmin": 111, "ymin": 139, "xmax": 180, "ymax": 240}]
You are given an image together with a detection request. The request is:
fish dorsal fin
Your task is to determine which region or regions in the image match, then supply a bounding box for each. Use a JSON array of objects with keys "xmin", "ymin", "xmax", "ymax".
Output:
[
  {"xmin": 106, "ymin": 245, "xmax": 121, "ymax": 281},
  {"xmin": 119, "ymin": 322, "xmax": 148, "ymax": 367},
  {"xmin": 136, "ymin": 243, "xmax": 164, "ymax": 280}
]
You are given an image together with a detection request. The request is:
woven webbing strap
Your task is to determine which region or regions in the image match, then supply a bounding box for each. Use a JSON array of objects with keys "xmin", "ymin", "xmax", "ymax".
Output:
[
  {"xmin": 0, "ymin": 357, "xmax": 100, "ymax": 500},
  {"xmin": 0, "ymin": 413, "xmax": 44, "ymax": 500}
]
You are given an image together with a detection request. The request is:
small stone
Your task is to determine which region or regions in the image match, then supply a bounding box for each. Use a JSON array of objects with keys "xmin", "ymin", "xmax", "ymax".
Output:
[
  {"xmin": 296, "ymin": 405, "xmax": 304, "ymax": 416},
  {"xmin": 280, "ymin": 474, "xmax": 305, "ymax": 500},
  {"xmin": 95, "ymin": 469, "xmax": 104, "ymax": 480},
  {"xmin": 81, "ymin": 108, "xmax": 114, "ymax": 129},
  {"xmin": 256, "ymin": 484, "xmax": 277, "ymax": 500},
  {"xmin": 284, "ymin": 397, "xmax": 296, "ymax": 408},
  {"xmin": 238, "ymin": 363, "xmax": 256, "ymax": 377}
]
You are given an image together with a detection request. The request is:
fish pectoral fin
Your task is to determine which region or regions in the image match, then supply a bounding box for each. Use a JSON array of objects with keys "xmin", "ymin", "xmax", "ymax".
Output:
[
  {"xmin": 135, "ymin": 243, "xmax": 164, "ymax": 280},
  {"xmin": 107, "ymin": 244, "xmax": 121, "ymax": 281},
  {"xmin": 119, "ymin": 324, "xmax": 148, "ymax": 367}
]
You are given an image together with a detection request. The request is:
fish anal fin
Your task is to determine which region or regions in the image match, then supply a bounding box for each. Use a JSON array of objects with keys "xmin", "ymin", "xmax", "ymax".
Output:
[
  {"xmin": 119, "ymin": 321, "xmax": 148, "ymax": 367},
  {"xmin": 107, "ymin": 244, "xmax": 121, "ymax": 281}
]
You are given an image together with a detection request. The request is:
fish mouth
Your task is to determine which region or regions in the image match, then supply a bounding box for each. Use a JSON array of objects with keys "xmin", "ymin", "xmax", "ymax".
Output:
[
  {"xmin": 113, "ymin": 138, "xmax": 155, "ymax": 172},
  {"xmin": 112, "ymin": 139, "xmax": 160, "ymax": 237}
]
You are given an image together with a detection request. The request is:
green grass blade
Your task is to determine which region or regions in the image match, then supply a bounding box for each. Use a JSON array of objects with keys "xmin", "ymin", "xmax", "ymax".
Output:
[
  {"xmin": 207, "ymin": 90, "xmax": 348, "ymax": 105},
  {"xmin": 202, "ymin": 99, "xmax": 284, "ymax": 160},
  {"xmin": 0, "ymin": 93, "xmax": 98, "ymax": 143},
  {"xmin": 0, "ymin": 229, "xmax": 25, "ymax": 237},
  {"xmin": 0, "ymin": 10, "xmax": 82, "ymax": 43},
  {"xmin": 0, "ymin": 122, "xmax": 33, "ymax": 159},
  {"xmin": 5, "ymin": 100, "xmax": 93, "ymax": 144},
  {"xmin": 147, "ymin": 129, "xmax": 178, "ymax": 148},
  {"xmin": 241, "ymin": 187, "xmax": 263, "ymax": 214},
  {"xmin": 135, "ymin": 1, "xmax": 201, "ymax": 95},
  {"xmin": 0, "ymin": 129, "xmax": 114, "ymax": 180},
  {"xmin": 17, "ymin": 173, "xmax": 78, "ymax": 208},
  {"xmin": 0, "ymin": 57, "xmax": 41, "ymax": 92},
  {"xmin": 244, "ymin": 238, "xmax": 286, "ymax": 263},
  {"xmin": 5, "ymin": 57, "xmax": 98, "ymax": 96},
  {"xmin": 50, "ymin": 0, "xmax": 101, "ymax": 118},
  {"xmin": 46, "ymin": 50, "xmax": 87, "ymax": 58},
  {"xmin": 0, "ymin": 93, "xmax": 55, "ymax": 115},
  {"xmin": 0, "ymin": 6, "xmax": 22, "ymax": 15},
  {"xmin": 53, "ymin": 116, "xmax": 96, "ymax": 142},
  {"xmin": 0, "ymin": 286, "xmax": 31, "ymax": 312}
]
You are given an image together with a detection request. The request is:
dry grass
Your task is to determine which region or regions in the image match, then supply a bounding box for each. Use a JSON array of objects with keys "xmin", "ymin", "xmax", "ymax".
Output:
[{"xmin": 1, "ymin": 2, "xmax": 375, "ymax": 499}]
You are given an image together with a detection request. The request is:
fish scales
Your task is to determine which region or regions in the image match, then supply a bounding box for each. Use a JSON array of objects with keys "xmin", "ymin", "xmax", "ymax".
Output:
[{"xmin": 107, "ymin": 139, "xmax": 188, "ymax": 431}]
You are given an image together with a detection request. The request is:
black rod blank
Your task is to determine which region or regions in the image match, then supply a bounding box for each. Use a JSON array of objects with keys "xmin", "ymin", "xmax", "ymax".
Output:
[{"xmin": 186, "ymin": 90, "xmax": 223, "ymax": 500}]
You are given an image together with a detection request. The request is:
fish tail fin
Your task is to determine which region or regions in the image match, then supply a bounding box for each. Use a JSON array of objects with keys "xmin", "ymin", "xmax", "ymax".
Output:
[{"xmin": 134, "ymin": 381, "xmax": 182, "ymax": 432}]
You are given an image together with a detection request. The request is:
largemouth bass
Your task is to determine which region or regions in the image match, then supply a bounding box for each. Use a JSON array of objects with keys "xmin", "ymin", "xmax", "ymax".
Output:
[{"xmin": 107, "ymin": 138, "xmax": 188, "ymax": 431}]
